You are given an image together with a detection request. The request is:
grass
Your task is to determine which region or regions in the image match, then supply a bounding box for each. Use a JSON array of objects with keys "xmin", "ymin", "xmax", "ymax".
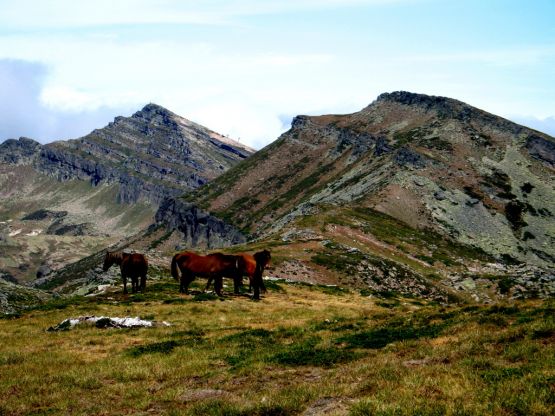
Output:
[{"xmin": 0, "ymin": 277, "xmax": 553, "ymax": 415}]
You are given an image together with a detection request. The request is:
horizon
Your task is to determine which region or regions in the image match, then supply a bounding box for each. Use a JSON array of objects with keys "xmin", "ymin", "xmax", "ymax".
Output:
[{"xmin": 1, "ymin": 0, "xmax": 554, "ymax": 149}]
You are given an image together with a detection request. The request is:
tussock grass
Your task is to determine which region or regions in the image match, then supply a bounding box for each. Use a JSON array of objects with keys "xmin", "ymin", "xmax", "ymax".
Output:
[{"xmin": 0, "ymin": 278, "xmax": 553, "ymax": 415}]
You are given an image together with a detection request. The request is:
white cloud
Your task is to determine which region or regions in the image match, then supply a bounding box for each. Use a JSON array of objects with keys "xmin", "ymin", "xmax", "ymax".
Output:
[
  {"xmin": 0, "ymin": 0, "xmax": 412, "ymax": 28},
  {"xmin": 0, "ymin": 59, "xmax": 131, "ymax": 142}
]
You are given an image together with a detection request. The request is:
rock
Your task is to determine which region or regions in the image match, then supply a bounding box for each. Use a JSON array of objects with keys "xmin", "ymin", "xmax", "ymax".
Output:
[
  {"xmin": 413, "ymin": 177, "xmax": 426, "ymax": 187},
  {"xmin": 36, "ymin": 264, "xmax": 51, "ymax": 279},
  {"xmin": 47, "ymin": 316, "xmax": 171, "ymax": 331},
  {"xmin": 155, "ymin": 198, "xmax": 246, "ymax": 249},
  {"xmin": 0, "ymin": 279, "xmax": 52, "ymax": 314},
  {"xmin": 466, "ymin": 198, "xmax": 480, "ymax": 206},
  {"xmin": 0, "ymin": 137, "xmax": 41, "ymax": 164},
  {"xmin": 525, "ymin": 133, "xmax": 555, "ymax": 168},
  {"xmin": 434, "ymin": 191, "xmax": 446, "ymax": 200},
  {"xmin": 21, "ymin": 209, "xmax": 68, "ymax": 221},
  {"xmin": 46, "ymin": 220, "xmax": 94, "ymax": 236},
  {"xmin": 395, "ymin": 147, "xmax": 428, "ymax": 168}
]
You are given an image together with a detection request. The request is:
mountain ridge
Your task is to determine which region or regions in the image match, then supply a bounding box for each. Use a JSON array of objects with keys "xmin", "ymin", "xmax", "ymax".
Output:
[{"xmin": 182, "ymin": 91, "xmax": 555, "ymax": 268}]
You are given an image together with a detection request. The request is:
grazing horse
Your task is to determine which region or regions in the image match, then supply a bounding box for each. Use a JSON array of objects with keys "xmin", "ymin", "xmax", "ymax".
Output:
[
  {"xmin": 103, "ymin": 251, "xmax": 148, "ymax": 294},
  {"xmin": 251, "ymin": 250, "xmax": 271, "ymax": 300},
  {"xmin": 170, "ymin": 251, "xmax": 245, "ymax": 297},
  {"xmin": 205, "ymin": 250, "xmax": 272, "ymax": 294}
]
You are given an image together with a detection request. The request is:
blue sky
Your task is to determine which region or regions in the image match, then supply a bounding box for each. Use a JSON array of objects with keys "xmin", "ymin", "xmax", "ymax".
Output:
[{"xmin": 0, "ymin": 0, "xmax": 554, "ymax": 148}]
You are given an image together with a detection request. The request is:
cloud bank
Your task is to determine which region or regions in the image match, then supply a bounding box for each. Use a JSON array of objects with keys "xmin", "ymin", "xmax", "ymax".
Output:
[{"xmin": 0, "ymin": 59, "xmax": 132, "ymax": 143}]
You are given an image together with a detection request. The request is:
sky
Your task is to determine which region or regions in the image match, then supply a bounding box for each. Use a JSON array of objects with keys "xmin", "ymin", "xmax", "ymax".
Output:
[{"xmin": 0, "ymin": 0, "xmax": 554, "ymax": 149}]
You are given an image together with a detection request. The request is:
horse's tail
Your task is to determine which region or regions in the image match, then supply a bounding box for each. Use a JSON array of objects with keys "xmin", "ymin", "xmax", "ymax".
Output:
[{"xmin": 171, "ymin": 254, "xmax": 180, "ymax": 280}]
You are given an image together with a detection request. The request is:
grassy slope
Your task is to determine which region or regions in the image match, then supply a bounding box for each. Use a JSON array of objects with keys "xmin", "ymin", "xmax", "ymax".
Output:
[{"xmin": 0, "ymin": 273, "xmax": 553, "ymax": 416}]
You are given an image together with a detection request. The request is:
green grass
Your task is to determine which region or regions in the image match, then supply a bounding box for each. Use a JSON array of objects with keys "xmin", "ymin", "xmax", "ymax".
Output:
[{"xmin": 0, "ymin": 280, "xmax": 553, "ymax": 415}]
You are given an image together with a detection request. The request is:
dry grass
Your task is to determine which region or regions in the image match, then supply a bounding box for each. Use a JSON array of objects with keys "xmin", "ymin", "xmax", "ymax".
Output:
[{"xmin": 0, "ymin": 277, "xmax": 553, "ymax": 415}]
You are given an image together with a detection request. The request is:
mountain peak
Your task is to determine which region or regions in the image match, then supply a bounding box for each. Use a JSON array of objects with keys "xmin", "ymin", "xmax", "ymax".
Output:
[
  {"xmin": 132, "ymin": 103, "xmax": 176, "ymax": 121},
  {"xmin": 375, "ymin": 91, "xmax": 463, "ymax": 109}
]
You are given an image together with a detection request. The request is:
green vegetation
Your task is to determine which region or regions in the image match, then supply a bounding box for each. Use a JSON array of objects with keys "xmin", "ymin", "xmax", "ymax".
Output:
[
  {"xmin": 0, "ymin": 281, "xmax": 552, "ymax": 415},
  {"xmin": 299, "ymin": 206, "xmax": 494, "ymax": 269},
  {"xmin": 424, "ymin": 136, "xmax": 453, "ymax": 151}
]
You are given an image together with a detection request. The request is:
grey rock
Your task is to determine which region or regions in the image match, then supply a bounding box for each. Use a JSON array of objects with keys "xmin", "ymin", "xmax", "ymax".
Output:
[
  {"xmin": 0, "ymin": 137, "xmax": 41, "ymax": 164},
  {"xmin": 434, "ymin": 191, "xmax": 446, "ymax": 201},
  {"xmin": 525, "ymin": 133, "xmax": 555, "ymax": 167},
  {"xmin": 155, "ymin": 198, "xmax": 246, "ymax": 249}
]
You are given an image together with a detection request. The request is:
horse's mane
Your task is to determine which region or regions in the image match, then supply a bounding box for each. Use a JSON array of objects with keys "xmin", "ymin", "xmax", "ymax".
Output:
[{"xmin": 106, "ymin": 251, "xmax": 125, "ymax": 264}]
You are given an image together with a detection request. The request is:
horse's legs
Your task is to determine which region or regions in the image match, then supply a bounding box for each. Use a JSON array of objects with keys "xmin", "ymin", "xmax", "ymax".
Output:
[
  {"xmin": 214, "ymin": 276, "xmax": 223, "ymax": 297},
  {"xmin": 252, "ymin": 273, "xmax": 262, "ymax": 300},
  {"xmin": 181, "ymin": 272, "xmax": 194, "ymax": 294},
  {"xmin": 179, "ymin": 273, "xmax": 185, "ymax": 293},
  {"xmin": 123, "ymin": 275, "xmax": 128, "ymax": 294},
  {"xmin": 140, "ymin": 274, "xmax": 146, "ymax": 292},
  {"xmin": 233, "ymin": 273, "xmax": 242, "ymax": 295},
  {"xmin": 205, "ymin": 277, "xmax": 213, "ymax": 292}
]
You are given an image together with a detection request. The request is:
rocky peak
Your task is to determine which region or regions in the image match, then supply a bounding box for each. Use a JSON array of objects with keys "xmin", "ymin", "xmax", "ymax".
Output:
[
  {"xmin": 374, "ymin": 91, "xmax": 529, "ymax": 135},
  {"xmin": 0, "ymin": 137, "xmax": 42, "ymax": 164},
  {"xmin": 132, "ymin": 103, "xmax": 175, "ymax": 122},
  {"xmin": 375, "ymin": 91, "xmax": 471, "ymax": 117}
]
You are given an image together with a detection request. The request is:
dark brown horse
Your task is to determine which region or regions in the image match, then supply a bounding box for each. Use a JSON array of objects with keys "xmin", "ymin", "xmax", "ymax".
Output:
[
  {"xmin": 170, "ymin": 251, "xmax": 245, "ymax": 297},
  {"xmin": 205, "ymin": 250, "xmax": 272, "ymax": 294},
  {"xmin": 251, "ymin": 250, "xmax": 271, "ymax": 300},
  {"xmin": 103, "ymin": 251, "xmax": 148, "ymax": 294}
]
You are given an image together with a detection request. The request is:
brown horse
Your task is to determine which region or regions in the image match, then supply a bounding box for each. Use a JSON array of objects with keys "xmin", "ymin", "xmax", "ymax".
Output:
[
  {"xmin": 170, "ymin": 251, "xmax": 245, "ymax": 297},
  {"xmin": 103, "ymin": 251, "xmax": 148, "ymax": 294},
  {"xmin": 205, "ymin": 250, "xmax": 272, "ymax": 294},
  {"xmin": 251, "ymin": 250, "xmax": 271, "ymax": 300}
]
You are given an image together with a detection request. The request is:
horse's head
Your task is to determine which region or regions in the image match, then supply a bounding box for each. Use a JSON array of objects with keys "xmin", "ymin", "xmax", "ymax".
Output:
[
  {"xmin": 103, "ymin": 252, "xmax": 114, "ymax": 271},
  {"xmin": 254, "ymin": 249, "xmax": 271, "ymax": 270}
]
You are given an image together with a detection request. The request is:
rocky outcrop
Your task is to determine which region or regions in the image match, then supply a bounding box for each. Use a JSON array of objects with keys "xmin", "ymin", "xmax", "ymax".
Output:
[
  {"xmin": 526, "ymin": 133, "xmax": 555, "ymax": 168},
  {"xmin": 21, "ymin": 209, "xmax": 68, "ymax": 221},
  {"xmin": 0, "ymin": 279, "xmax": 51, "ymax": 315},
  {"xmin": 155, "ymin": 198, "xmax": 246, "ymax": 249},
  {"xmin": 0, "ymin": 137, "xmax": 41, "ymax": 164},
  {"xmin": 46, "ymin": 220, "xmax": 94, "ymax": 236}
]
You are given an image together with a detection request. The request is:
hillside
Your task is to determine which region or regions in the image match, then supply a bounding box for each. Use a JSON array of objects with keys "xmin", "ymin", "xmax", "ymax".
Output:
[
  {"xmin": 150, "ymin": 91, "xmax": 554, "ymax": 302},
  {"xmin": 0, "ymin": 278, "xmax": 553, "ymax": 415},
  {"xmin": 189, "ymin": 92, "xmax": 554, "ymax": 264},
  {"xmin": 0, "ymin": 104, "xmax": 253, "ymax": 282}
]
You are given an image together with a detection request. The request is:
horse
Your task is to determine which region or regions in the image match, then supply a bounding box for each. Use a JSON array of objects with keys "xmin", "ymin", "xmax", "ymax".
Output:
[
  {"xmin": 103, "ymin": 251, "xmax": 148, "ymax": 294},
  {"xmin": 251, "ymin": 250, "xmax": 271, "ymax": 300},
  {"xmin": 205, "ymin": 250, "xmax": 272, "ymax": 294},
  {"xmin": 170, "ymin": 251, "xmax": 245, "ymax": 297}
]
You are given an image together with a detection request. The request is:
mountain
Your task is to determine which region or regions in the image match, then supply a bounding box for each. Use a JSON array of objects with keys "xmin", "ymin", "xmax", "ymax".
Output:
[
  {"xmin": 1, "ymin": 103, "xmax": 253, "ymax": 204},
  {"xmin": 5, "ymin": 92, "xmax": 554, "ymax": 305},
  {"xmin": 187, "ymin": 91, "xmax": 554, "ymax": 264},
  {"xmin": 153, "ymin": 91, "xmax": 554, "ymax": 302},
  {"xmin": 0, "ymin": 104, "xmax": 253, "ymax": 282}
]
